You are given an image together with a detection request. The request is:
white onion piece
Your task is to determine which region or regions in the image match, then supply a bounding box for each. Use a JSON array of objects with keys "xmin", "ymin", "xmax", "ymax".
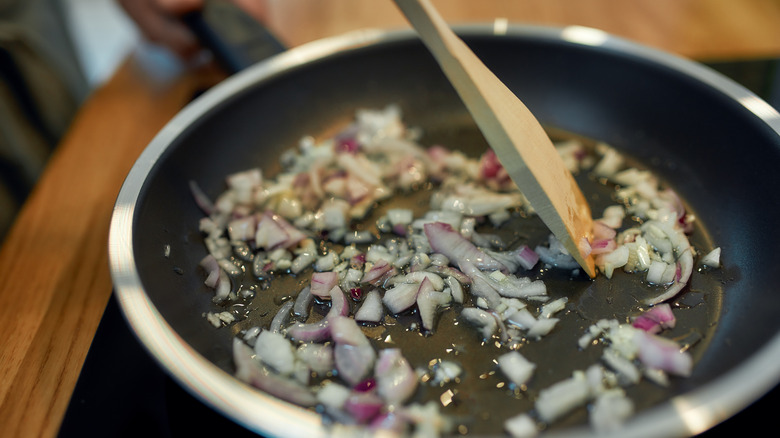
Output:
[
  {"xmin": 255, "ymin": 211, "xmax": 305, "ymax": 250},
  {"xmin": 317, "ymin": 381, "xmax": 351, "ymax": 410},
  {"xmin": 254, "ymin": 330, "xmax": 296, "ymax": 375},
  {"xmin": 506, "ymin": 308, "xmax": 537, "ymax": 331},
  {"xmin": 646, "ymin": 260, "xmax": 670, "ymax": 285},
  {"xmin": 375, "ymin": 348, "xmax": 418, "ymax": 405},
  {"xmin": 214, "ymin": 270, "xmax": 231, "ymax": 302},
  {"xmin": 535, "ymin": 236, "xmax": 580, "ymax": 271},
  {"xmin": 330, "ymin": 316, "xmax": 376, "ymax": 386},
  {"xmin": 370, "ymin": 411, "xmax": 409, "ymax": 433},
  {"xmin": 425, "ymin": 265, "xmax": 471, "ymax": 286},
  {"xmin": 335, "ymin": 342, "xmax": 376, "ymax": 387},
  {"xmin": 387, "ymin": 208, "xmax": 413, "ymax": 227},
  {"xmin": 504, "ymin": 413, "xmax": 538, "ymax": 438},
  {"xmin": 527, "ymin": 318, "xmax": 559, "ymax": 339},
  {"xmin": 354, "ymin": 289, "xmax": 383, "ymax": 323},
  {"xmin": 485, "ymin": 246, "xmax": 539, "ymax": 272},
  {"xmin": 233, "ymin": 339, "xmax": 317, "ymax": 407},
  {"xmin": 328, "ymin": 286, "xmax": 350, "ymax": 318},
  {"xmin": 535, "ymin": 372, "xmax": 590, "ymax": 423},
  {"xmin": 227, "ymin": 215, "xmax": 256, "ymax": 241},
  {"xmin": 645, "ymin": 249, "xmax": 693, "ymax": 305},
  {"xmin": 445, "ymin": 276, "xmax": 465, "ymax": 304},
  {"xmin": 269, "ymin": 300, "xmax": 294, "ymax": 333},
  {"xmin": 423, "ymin": 222, "xmax": 503, "ymax": 273},
  {"xmin": 590, "ymin": 389, "xmax": 634, "ymax": 433},
  {"xmin": 403, "ymin": 271, "xmax": 445, "ymax": 290},
  {"xmin": 602, "ymin": 348, "xmax": 641, "ymax": 385},
  {"xmin": 199, "ymin": 255, "xmax": 221, "ymax": 288},
  {"xmin": 417, "ymin": 287, "xmax": 451, "ymax": 331},
  {"xmin": 701, "ymin": 247, "xmax": 721, "ymax": 268},
  {"xmin": 291, "ymin": 251, "xmax": 317, "ymax": 274},
  {"xmin": 596, "ymin": 245, "xmax": 630, "ymax": 279},
  {"xmin": 540, "ymin": 297, "xmax": 568, "ymax": 319},
  {"xmin": 383, "ymin": 282, "xmax": 420, "ymax": 314},
  {"xmin": 467, "ymin": 272, "xmax": 503, "ymax": 309},
  {"xmin": 461, "ymin": 307, "xmax": 498, "ymax": 340},
  {"xmin": 296, "ymin": 343, "xmax": 334, "ymax": 375},
  {"xmin": 293, "ymin": 286, "xmax": 313, "ymax": 317},
  {"xmin": 497, "ymin": 351, "xmax": 536, "ymax": 387}
]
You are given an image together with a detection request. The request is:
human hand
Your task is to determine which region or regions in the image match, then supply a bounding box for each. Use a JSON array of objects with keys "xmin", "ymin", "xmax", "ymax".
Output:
[
  {"xmin": 118, "ymin": 0, "xmax": 204, "ymax": 58},
  {"xmin": 118, "ymin": 0, "xmax": 272, "ymax": 60}
]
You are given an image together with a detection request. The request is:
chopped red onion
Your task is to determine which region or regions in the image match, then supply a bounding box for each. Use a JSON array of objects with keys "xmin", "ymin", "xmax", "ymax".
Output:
[
  {"xmin": 196, "ymin": 106, "xmax": 720, "ymax": 434},
  {"xmin": 189, "ymin": 180, "xmax": 215, "ymax": 215},
  {"xmin": 361, "ymin": 259, "xmax": 396, "ymax": 286},
  {"xmin": 293, "ymin": 286, "xmax": 313, "ymax": 317},
  {"xmin": 269, "ymin": 300, "xmax": 294, "ymax": 333},
  {"xmin": 417, "ymin": 285, "xmax": 451, "ymax": 331},
  {"xmin": 461, "ymin": 307, "xmax": 498, "ymax": 340},
  {"xmin": 311, "ymin": 271, "xmax": 339, "ymax": 298},
  {"xmin": 634, "ymin": 331, "xmax": 692, "ymax": 377},
  {"xmin": 286, "ymin": 319, "xmax": 331, "ymax": 343},
  {"xmin": 631, "ymin": 303, "xmax": 675, "ymax": 334},
  {"xmin": 344, "ymin": 391, "xmax": 384, "ymax": 423},
  {"xmin": 424, "ymin": 222, "xmax": 503, "ymax": 273},
  {"xmin": 354, "ymin": 289, "xmax": 384, "ymax": 323},
  {"xmin": 375, "ymin": 348, "xmax": 418, "ymax": 405},
  {"xmin": 233, "ymin": 339, "xmax": 317, "ymax": 407},
  {"xmin": 296, "ymin": 342, "xmax": 334, "ymax": 375},
  {"xmin": 382, "ymin": 282, "xmax": 421, "ymax": 314},
  {"xmin": 254, "ymin": 329, "xmax": 296, "ymax": 375},
  {"xmin": 199, "ymin": 254, "xmax": 221, "ymax": 288}
]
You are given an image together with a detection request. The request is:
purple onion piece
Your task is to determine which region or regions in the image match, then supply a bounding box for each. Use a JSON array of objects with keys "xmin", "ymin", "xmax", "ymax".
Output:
[
  {"xmin": 424, "ymin": 222, "xmax": 503, "ymax": 273},
  {"xmin": 344, "ymin": 391, "xmax": 384, "ymax": 424},
  {"xmin": 189, "ymin": 180, "xmax": 215, "ymax": 215},
  {"xmin": 286, "ymin": 319, "xmax": 331, "ymax": 343},
  {"xmin": 311, "ymin": 271, "xmax": 339, "ymax": 298},
  {"xmin": 634, "ymin": 331, "xmax": 692, "ymax": 377}
]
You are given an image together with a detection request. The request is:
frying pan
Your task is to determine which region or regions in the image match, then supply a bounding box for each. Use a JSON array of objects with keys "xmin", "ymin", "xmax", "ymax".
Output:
[{"xmin": 109, "ymin": 24, "xmax": 780, "ymax": 437}]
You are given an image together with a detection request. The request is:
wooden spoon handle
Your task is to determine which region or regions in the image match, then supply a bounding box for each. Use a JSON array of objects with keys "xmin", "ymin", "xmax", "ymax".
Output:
[{"xmin": 394, "ymin": 0, "xmax": 595, "ymax": 277}]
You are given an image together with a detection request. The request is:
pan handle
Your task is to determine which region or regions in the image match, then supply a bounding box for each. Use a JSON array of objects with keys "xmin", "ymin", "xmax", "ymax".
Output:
[{"xmin": 181, "ymin": 1, "xmax": 286, "ymax": 75}]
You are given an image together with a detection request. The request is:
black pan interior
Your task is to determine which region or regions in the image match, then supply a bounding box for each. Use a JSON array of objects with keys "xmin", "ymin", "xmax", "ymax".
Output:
[{"xmin": 129, "ymin": 31, "xmax": 780, "ymax": 431}]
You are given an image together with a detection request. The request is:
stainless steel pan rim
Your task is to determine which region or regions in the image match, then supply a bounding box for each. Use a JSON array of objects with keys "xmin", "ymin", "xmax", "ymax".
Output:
[{"xmin": 109, "ymin": 24, "xmax": 780, "ymax": 437}]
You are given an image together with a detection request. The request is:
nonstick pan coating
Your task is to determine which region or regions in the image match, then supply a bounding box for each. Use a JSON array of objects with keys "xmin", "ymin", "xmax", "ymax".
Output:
[{"xmin": 110, "ymin": 25, "xmax": 780, "ymax": 437}]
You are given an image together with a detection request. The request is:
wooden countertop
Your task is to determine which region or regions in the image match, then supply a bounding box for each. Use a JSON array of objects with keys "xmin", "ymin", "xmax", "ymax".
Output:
[{"xmin": 1, "ymin": 0, "xmax": 779, "ymax": 436}]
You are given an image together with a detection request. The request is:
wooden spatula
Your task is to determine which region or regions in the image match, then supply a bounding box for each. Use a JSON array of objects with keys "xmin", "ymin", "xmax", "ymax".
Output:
[{"xmin": 393, "ymin": 0, "xmax": 596, "ymax": 278}]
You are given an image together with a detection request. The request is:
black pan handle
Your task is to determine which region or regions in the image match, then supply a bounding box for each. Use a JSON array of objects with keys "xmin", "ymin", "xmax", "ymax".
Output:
[{"xmin": 181, "ymin": 1, "xmax": 286, "ymax": 75}]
